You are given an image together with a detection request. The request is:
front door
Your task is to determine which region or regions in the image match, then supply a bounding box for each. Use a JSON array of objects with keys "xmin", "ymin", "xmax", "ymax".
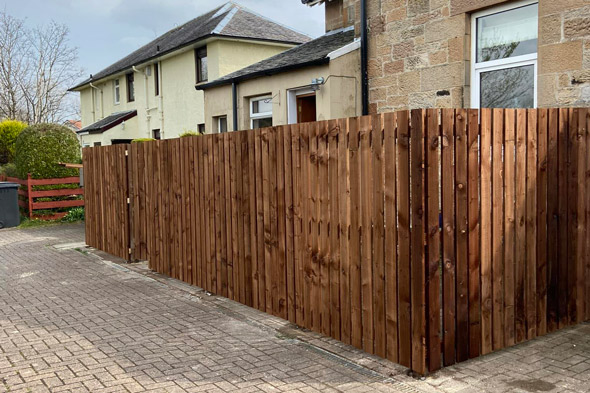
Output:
[{"xmin": 297, "ymin": 93, "xmax": 317, "ymax": 123}]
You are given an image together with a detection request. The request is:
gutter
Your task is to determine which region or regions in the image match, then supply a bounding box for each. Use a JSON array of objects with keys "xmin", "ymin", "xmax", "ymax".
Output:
[{"xmin": 360, "ymin": 0, "xmax": 369, "ymax": 115}]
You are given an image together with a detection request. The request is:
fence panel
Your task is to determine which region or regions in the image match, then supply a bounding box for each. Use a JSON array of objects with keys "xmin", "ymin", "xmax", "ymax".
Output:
[{"xmin": 83, "ymin": 108, "xmax": 590, "ymax": 375}]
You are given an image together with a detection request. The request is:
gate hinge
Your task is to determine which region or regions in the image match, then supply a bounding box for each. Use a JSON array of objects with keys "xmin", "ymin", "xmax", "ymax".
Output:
[{"xmin": 125, "ymin": 150, "xmax": 129, "ymax": 156}]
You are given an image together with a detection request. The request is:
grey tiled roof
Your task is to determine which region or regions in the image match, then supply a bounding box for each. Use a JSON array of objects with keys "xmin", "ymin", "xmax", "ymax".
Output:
[
  {"xmin": 197, "ymin": 28, "xmax": 356, "ymax": 90},
  {"xmin": 71, "ymin": 2, "xmax": 310, "ymax": 90},
  {"xmin": 79, "ymin": 110, "xmax": 137, "ymax": 134}
]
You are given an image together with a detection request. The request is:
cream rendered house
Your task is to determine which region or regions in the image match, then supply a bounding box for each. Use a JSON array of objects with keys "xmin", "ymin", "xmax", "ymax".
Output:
[
  {"xmin": 70, "ymin": 2, "xmax": 310, "ymax": 146},
  {"xmin": 198, "ymin": 27, "xmax": 361, "ymax": 132}
]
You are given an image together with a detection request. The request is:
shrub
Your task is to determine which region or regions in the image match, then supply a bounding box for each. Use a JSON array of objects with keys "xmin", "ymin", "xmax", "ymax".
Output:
[
  {"xmin": 0, "ymin": 120, "xmax": 27, "ymax": 164},
  {"xmin": 0, "ymin": 162, "xmax": 18, "ymax": 178},
  {"xmin": 61, "ymin": 207, "xmax": 85, "ymax": 222},
  {"xmin": 15, "ymin": 123, "xmax": 80, "ymax": 179},
  {"xmin": 180, "ymin": 130, "xmax": 202, "ymax": 138},
  {"xmin": 131, "ymin": 138, "xmax": 156, "ymax": 143}
]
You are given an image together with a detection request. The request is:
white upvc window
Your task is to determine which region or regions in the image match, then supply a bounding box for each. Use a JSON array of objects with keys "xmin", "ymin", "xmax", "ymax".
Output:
[
  {"xmin": 250, "ymin": 95, "xmax": 273, "ymax": 129},
  {"xmin": 470, "ymin": 0, "xmax": 538, "ymax": 109},
  {"xmin": 114, "ymin": 79, "xmax": 120, "ymax": 105}
]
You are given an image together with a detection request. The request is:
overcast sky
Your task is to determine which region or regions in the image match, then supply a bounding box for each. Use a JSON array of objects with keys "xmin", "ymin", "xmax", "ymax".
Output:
[{"xmin": 2, "ymin": 0, "xmax": 325, "ymax": 79}]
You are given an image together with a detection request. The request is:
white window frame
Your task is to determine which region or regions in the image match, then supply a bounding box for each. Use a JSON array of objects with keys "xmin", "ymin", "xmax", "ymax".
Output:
[
  {"xmin": 470, "ymin": 0, "xmax": 538, "ymax": 109},
  {"xmin": 250, "ymin": 95, "xmax": 273, "ymax": 129},
  {"xmin": 216, "ymin": 116, "xmax": 228, "ymax": 133},
  {"xmin": 114, "ymin": 79, "xmax": 120, "ymax": 105}
]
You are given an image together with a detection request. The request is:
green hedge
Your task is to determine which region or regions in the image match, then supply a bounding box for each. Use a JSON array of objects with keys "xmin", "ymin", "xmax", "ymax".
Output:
[
  {"xmin": 0, "ymin": 120, "xmax": 27, "ymax": 164},
  {"xmin": 15, "ymin": 124, "xmax": 80, "ymax": 179},
  {"xmin": 131, "ymin": 138, "xmax": 156, "ymax": 143}
]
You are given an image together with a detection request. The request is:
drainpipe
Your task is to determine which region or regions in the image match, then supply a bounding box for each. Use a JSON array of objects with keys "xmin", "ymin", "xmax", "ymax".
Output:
[
  {"xmin": 158, "ymin": 61, "xmax": 164, "ymax": 139},
  {"xmin": 232, "ymin": 82, "xmax": 238, "ymax": 132},
  {"xmin": 360, "ymin": 0, "xmax": 369, "ymax": 116},
  {"xmin": 133, "ymin": 66, "xmax": 150, "ymax": 137},
  {"xmin": 89, "ymin": 82, "xmax": 103, "ymax": 120}
]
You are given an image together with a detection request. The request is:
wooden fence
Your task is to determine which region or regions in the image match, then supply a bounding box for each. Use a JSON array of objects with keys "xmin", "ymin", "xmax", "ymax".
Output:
[
  {"xmin": 83, "ymin": 108, "xmax": 590, "ymax": 375},
  {"xmin": 0, "ymin": 174, "xmax": 84, "ymax": 220}
]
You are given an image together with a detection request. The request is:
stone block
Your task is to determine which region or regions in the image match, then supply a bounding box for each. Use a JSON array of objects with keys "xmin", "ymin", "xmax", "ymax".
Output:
[
  {"xmin": 425, "ymin": 15, "xmax": 467, "ymax": 43},
  {"xmin": 539, "ymin": 0, "xmax": 589, "ymax": 17},
  {"xmin": 429, "ymin": 50, "xmax": 448, "ymax": 65},
  {"xmin": 564, "ymin": 17, "xmax": 590, "ymax": 39},
  {"xmin": 384, "ymin": 60, "xmax": 404, "ymax": 75},
  {"xmin": 420, "ymin": 62, "xmax": 464, "ymax": 91},
  {"xmin": 448, "ymin": 36, "xmax": 466, "ymax": 62},
  {"xmin": 399, "ymin": 70, "xmax": 421, "ymax": 94},
  {"xmin": 537, "ymin": 74, "xmax": 558, "ymax": 107},
  {"xmin": 408, "ymin": 0, "xmax": 430, "ymax": 17},
  {"xmin": 451, "ymin": 0, "xmax": 509, "ymax": 16},
  {"xmin": 539, "ymin": 14, "xmax": 563, "ymax": 46},
  {"xmin": 405, "ymin": 53, "xmax": 429, "ymax": 70},
  {"xmin": 539, "ymin": 41, "xmax": 583, "ymax": 74},
  {"xmin": 409, "ymin": 91, "xmax": 436, "ymax": 108}
]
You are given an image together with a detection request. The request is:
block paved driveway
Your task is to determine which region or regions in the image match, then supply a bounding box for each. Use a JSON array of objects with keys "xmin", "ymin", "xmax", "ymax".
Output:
[{"xmin": 1, "ymin": 224, "xmax": 589, "ymax": 393}]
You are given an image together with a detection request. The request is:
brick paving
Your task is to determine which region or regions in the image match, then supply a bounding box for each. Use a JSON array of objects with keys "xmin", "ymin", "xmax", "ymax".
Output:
[{"xmin": 1, "ymin": 224, "xmax": 589, "ymax": 393}]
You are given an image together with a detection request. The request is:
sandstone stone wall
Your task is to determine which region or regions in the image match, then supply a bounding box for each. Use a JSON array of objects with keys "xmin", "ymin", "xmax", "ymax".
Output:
[
  {"xmin": 323, "ymin": 0, "xmax": 590, "ymax": 111},
  {"xmin": 537, "ymin": 1, "xmax": 590, "ymax": 107}
]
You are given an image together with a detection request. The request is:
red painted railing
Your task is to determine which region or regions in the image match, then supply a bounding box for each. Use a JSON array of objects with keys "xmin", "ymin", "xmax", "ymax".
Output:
[{"xmin": 0, "ymin": 174, "xmax": 84, "ymax": 220}]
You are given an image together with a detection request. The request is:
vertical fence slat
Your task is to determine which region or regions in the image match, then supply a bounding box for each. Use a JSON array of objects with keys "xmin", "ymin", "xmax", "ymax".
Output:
[
  {"xmin": 338, "ymin": 118, "xmax": 352, "ymax": 345},
  {"xmin": 426, "ymin": 109, "xmax": 441, "ymax": 371},
  {"xmin": 397, "ymin": 111, "xmax": 411, "ymax": 368},
  {"xmin": 504, "ymin": 109, "xmax": 516, "ymax": 347},
  {"xmin": 536, "ymin": 109, "xmax": 548, "ymax": 336},
  {"xmin": 319, "ymin": 122, "xmax": 331, "ymax": 335},
  {"xmin": 526, "ymin": 109, "xmax": 538, "ymax": 339},
  {"xmin": 492, "ymin": 108, "xmax": 505, "ymax": 351},
  {"xmin": 480, "ymin": 109, "xmax": 493, "ymax": 355},
  {"xmin": 575, "ymin": 109, "xmax": 586, "ymax": 324},
  {"xmin": 328, "ymin": 120, "xmax": 341, "ymax": 340},
  {"xmin": 384, "ymin": 112, "xmax": 398, "ymax": 363},
  {"xmin": 442, "ymin": 108, "xmax": 456, "ymax": 365},
  {"xmin": 558, "ymin": 108, "xmax": 569, "ymax": 329},
  {"xmin": 349, "ymin": 117, "xmax": 362, "ymax": 349},
  {"xmin": 547, "ymin": 109, "xmax": 559, "ymax": 332}
]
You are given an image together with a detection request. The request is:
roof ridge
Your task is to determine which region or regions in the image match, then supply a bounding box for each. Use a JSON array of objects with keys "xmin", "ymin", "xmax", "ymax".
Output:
[{"xmin": 220, "ymin": 1, "xmax": 312, "ymax": 40}]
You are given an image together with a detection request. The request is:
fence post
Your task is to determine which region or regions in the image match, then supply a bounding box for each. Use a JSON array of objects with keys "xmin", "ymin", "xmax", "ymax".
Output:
[{"xmin": 27, "ymin": 173, "xmax": 33, "ymax": 219}]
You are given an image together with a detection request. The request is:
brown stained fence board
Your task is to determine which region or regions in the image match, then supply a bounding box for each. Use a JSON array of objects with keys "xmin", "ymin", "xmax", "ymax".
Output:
[
  {"xmin": 455, "ymin": 109, "xmax": 469, "ymax": 363},
  {"xmin": 219, "ymin": 134, "xmax": 229, "ymax": 297},
  {"xmin": 197, "ymin": 136, "xmax": 206, "ymax": 287},
  {"xmin": 426, "ymin": 109, "xmax": 441, "ymax": 371},
  {"xmin": 229, "ymin": 132, "xmax": 238, "ymax": 301},
  {"xmin": 319, "ymin": 122, "xmax": 331, "ymax": 336},
  {"xmin": 586, "ymin": 109, "xmax": 590, "ymax": 322},
  {"xmin": 301, "ymin": 123, "xmax": 312, "ymax": 328},
  {"xmin": 372, "ymin": 114, "xmax": 386, "ymax": 359},
  {"xmin": 237, "ymin": 132, "xmax": 247, "ymax": 306},
  {"xmin": 575, "ymin": 109, "xmax": 586, "ymax": 324},
  {"xmin": 397, "ymin": 111, "xmax": 411, "ymax": 368},
  {"xmin": 441, "ymin": 109, "xmax": 456, "ymax": 365},
  {"xmin": 526, "ymin": 110, "xmax": 538, "ymax": 339},
  {"xmin": 504, "ymin": 109, "xmax": 516, "ymax": 348},
  {"xmin": 328, "ymin": 120, "xmax": 341, "ymax": 340},
  {"xmin": 283, "ymin": 126, "xmax": 296, "ymax": 322},
  {"xmin": 558, "ymin": 108, "xmax": 569, "ymax": 329},
  {"xmin": 338, "ymin": 118, "xmax": 352, "ymax": 345},
  {"xmin": 255, "ymin": 128, "xmax": 266, "ymax": 311},
  {"xmin": 310, "ymin": 123, "xmax": 321, "ymax": 330},
  {"xmin": 383, "ymin": 113, "xmax": 398, "ymax": 363},
  {"xmin": 349, "ymin": 117, "xmax": 362, "ymax": 350},
  {"xmin": 291, "ymin": 124, "xmax": 304, "ymax": 325},
  {"xmin": 567, "ymin": 109, "xmax": 579, "ymax": 325},
  {"xmin": 247, "ymin": 131, "xmax": 259, "ymax": 310},
  {"xmin": 215, "ymin": 135, "xmax": 224, "ymax": 292},
  {"xmin": 410, "ymin": 109, "xmax": 426, "ymax": 375},
  {"xmin": 467, "ymin": 109, "xmax": 481, "ymax": 359},
  {"xmin": 515, "ymin": 110, "xmax": 527, "ymax": 344},
  {"xmin": 243, "ymin": 132, "xmax": 254, "ymax": 308},
  {"xmin": 360, "ymin": 115, "xmax": 374, "ymax": 354},
  {"xmin": 536, "ymin": 110, "xmax": 548, "ymax": 336},
  {"xmin": 480, "ymin": 109, "xmax": 493, "ymax": 355},
  {"xmin": 547, "ymin": 109, "xmax": 559, "ymax": 333},
  {"xmin": 492, "ymin": 109, "xmax": 505, "ymax": 351},
  {"xmin": 276, "ymin": 127, "xmax": 288, "ymax": 319},
  {"xmin": 261, "ymin": 127, "xmax": 273, "ymax": 313}
]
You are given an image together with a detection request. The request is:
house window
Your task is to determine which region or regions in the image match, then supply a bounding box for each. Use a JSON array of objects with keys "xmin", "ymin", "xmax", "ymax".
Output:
[
  {"xmin": 114, "ymin": 79, "xmax": 120, "ymax": 104},
  {"xmin": 250, "ymin": 95, "xmax": 273, "ymax": 129},
  {"xmin": 126, "ymin": 73, "xmax": 135, "ymax": 102},
  {"xmin": 195, "ymin": 47, "xmax": 208, "ymax": 83},
  {"xmin": 471, "ymin": 1, "xmax": 538, "ymax": 109},
  {"xmin": 215, "ymin": 116, "xmax": 228, "ymax": 133},
  {"xmin": 153, "ymin": 129, "xmax": 161, "ymax": 140},
  {"xmin": 94, "ymin": 142, "xmax": 102, "ymax": 147},
  {"xmin": 198, "ymin": 123, "xmax": 206, "ymax": 134},
  {"xmin": 154, "ymin": 63, "xmax": 160, "ymax": 96}
]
